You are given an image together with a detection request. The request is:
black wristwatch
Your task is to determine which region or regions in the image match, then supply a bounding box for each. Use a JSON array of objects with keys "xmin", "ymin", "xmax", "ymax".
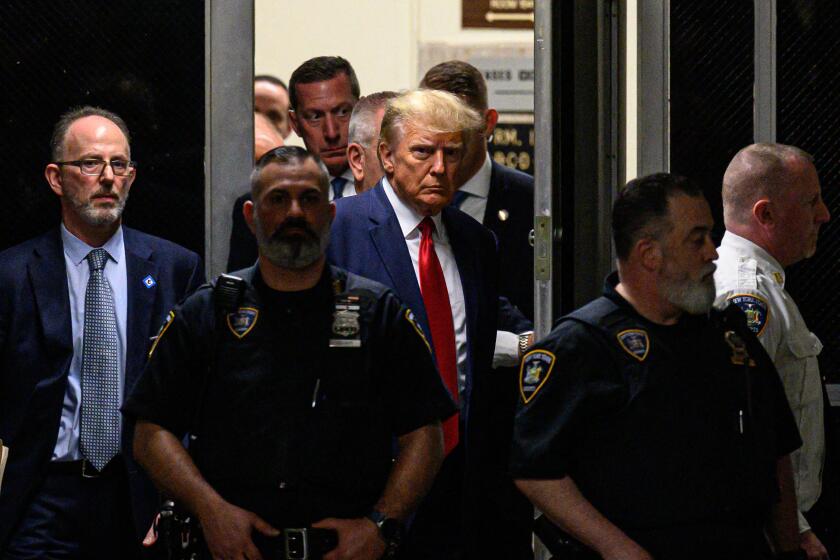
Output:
[{"xmin": 366, "ymin": 509, "xmax": 402, "ymax": 558}]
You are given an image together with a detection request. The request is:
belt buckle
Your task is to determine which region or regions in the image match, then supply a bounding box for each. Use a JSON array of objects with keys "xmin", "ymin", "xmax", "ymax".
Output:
[
  {"xmin": 81, "ymin": 460, "xmax": 100, "ymax": 479},
  {"xmin": 284, "ymin": 527, "xmax": 309, "ymax": 560}
]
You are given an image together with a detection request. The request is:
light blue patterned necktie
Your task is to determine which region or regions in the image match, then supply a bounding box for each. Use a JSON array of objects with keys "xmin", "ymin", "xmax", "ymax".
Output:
[{"xmin": 79, "ymin": 248, "xmax": 120, "ymax": 471}]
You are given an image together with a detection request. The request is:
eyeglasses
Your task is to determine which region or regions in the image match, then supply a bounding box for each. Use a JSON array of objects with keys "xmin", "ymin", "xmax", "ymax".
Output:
[{"xmin": 55, "ymin": 158, "xmax": 137, "ymax": 176}]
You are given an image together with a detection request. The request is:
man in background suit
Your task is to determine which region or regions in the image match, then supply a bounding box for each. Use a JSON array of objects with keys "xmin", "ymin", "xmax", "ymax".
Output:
[
  {"xmin": 346, "ymin": 90, "xmax": 397, "ymax": 194},
  {"xmin": 254, "ymin": 74, "xmax": 292, "ymax": 140},
  {"xmin": 420, "ymin": 59, "xmax": 535, "ymax": 559},
  {"xmin": 421, "ymin": 60, "xmax": 535, "ymax": 321},
  {"xmin": 227, "ymin": 112, "xmax": 285, "ymax": 272},
  {"xmin": 0, "ymin": 106, "xmax": 204, "ymax": 558},
  {"xmin": 328, "ymin": 89, "xmax": 513, "ymax": 559},
  {"xmin": 228, "ymin": 56, "xmax": 361, "ymax": 271}
]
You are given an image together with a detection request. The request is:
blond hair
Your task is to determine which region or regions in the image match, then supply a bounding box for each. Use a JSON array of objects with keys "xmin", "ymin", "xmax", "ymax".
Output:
[{"xmin": 379, "ymin": 89, "xmax": 483, "ymax": 147}]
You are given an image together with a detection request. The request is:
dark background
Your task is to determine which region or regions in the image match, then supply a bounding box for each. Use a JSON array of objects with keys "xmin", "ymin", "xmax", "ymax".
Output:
[{"xmin": 0, "ymin": 0, "xmax": 205, "ymax": 255}]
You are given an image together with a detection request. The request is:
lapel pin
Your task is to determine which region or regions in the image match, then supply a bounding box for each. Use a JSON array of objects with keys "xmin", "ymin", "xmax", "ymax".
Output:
[
  {"xmin": 498, "ymin": 209, "xmax": 509, "ymax": 222},
  {"xmin": 143, "ymin": 275, "xmax": 157, "ymax": 289}
]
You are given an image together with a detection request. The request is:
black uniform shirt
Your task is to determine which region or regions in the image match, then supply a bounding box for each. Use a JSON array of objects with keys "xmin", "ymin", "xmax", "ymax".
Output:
[
  {"xmin": 124, "ymin": 265, "xmax": 456, "ymax": 523},
  {"xmin": 510, "ymin": 274, "xmax": 801, "ymax": 532}
]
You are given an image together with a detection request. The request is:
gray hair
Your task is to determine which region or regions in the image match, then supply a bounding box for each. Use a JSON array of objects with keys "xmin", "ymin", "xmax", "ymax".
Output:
[
  {"xmin": 50, "ymin": 106, "xmax": 131, "ymax": 161},
  {"xmin": 348, "ymin": 91, "xmax": 398, "ymax": 148}
]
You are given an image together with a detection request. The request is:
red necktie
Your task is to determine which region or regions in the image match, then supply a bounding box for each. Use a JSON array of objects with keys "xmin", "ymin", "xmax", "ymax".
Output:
[{"xmin": 418, "ymin": 217, "xmax": 459, "ymax": 455}]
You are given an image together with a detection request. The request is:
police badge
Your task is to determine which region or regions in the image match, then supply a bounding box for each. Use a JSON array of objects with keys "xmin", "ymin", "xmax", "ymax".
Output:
[{"xmin": 330, "ymin": 296, "xmax": 362, "ymax": 347}]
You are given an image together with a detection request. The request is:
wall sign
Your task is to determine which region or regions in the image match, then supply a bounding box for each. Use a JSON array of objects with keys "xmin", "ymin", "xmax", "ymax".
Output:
[{"xmin": 462, "ymin": 0, "xmax": 534, "ymax": 29}]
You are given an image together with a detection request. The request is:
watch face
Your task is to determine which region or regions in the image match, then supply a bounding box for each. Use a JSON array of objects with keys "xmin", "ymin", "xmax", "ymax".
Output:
[{"xmin": 379, "ymin": 518, "xmax": 402, "ymax": 541}]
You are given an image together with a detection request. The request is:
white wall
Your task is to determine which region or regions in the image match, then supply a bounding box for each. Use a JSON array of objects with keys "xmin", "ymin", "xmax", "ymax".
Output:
[{"xmin": 255, "ymin": 0, "xmax": 533, "ymax": 94}]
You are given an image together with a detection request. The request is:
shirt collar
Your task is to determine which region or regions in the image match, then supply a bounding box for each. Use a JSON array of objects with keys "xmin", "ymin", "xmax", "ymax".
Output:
[
  {"xmin": 720, "ymin": 231, "xmax": 785, "ymax": 285},
  {"xmin": 458, "ymin": 153, "xmax": 492, "ymax": 198},
  {"xmin": 330, "ymin": 167, "xmax": 355, "ymax": 183},
  {"xmin": 382, "ymin": 176, "xmax": 446, "ymax": 240},
  {"xmin": 60, "ymin": 223, "xmax": 124, "ymax": 266}
]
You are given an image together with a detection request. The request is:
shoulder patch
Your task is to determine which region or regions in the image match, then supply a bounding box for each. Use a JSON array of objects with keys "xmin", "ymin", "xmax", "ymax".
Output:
[
  {"xmin": 405, "ymin": 308, "xmax": 431, "ymax": 353},
  {"xmin": 148, "ymin": 311, "xmax": 175, "ymax": 358},
  {"xmin": 519, "ymin": 349, "xmax": 556, "ymax": 404},
  {"xmin": 227, "ymin": 307, "xmax": 259, "ymax": 339},
  {"xmin": 616, "ymin": 329, "xmax": 649, "ymax": 362},
  {"xmin": 727, "ymin": 293, "xmax": 769, "ymax": 336}
]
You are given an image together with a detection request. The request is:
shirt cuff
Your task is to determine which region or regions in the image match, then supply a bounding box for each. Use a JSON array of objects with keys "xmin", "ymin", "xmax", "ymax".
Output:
[
  {"xmin": 797, "ymin": 509, "xmax": 811, "ymax": 533},
  {"xmin": 493, "ymin": 330, "xmax": 521, "ymax": 368}
]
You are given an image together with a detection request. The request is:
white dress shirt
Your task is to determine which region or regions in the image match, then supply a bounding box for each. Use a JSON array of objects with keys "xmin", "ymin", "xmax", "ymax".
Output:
[
  {"xmin": 455, "ymin": 153, "xmax": 493, "ymax": 223},
  {"xmin": 53, "ymin": 224, "xmax": 128, "ymax": 461},
  {"xmin": 714, "ymin": 231, "xmax": 824, "ymax": 533},
  {"xmin": 453, "ymin": 154, "xmax": 527, "ymax": 367},
  {"xmin": 382, "ymin": 177, "xmax": 469, "ymax": 396}
]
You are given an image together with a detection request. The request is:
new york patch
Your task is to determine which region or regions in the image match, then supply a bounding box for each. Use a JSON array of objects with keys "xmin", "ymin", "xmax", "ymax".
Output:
[
  {"xmin": 617, "ymin": 329, "xmax": 649, "ymax": 362},
  {"xmin": 405, "ymin": 308, "xmax": 431, "ymax": 353},
  {"xmin": 727, "ymin": 294, "xmax": 769, "ymax": 336},
  {"xmin": 148, "ymin": 310, "xmax": 175, "ymax": 358},
  {"xmin": 519, "ymin": 350, "xmax": 556, "ymax": 404},
  {"xmin": 226, "ymin": 307, "xmax": 259, "ymax": 339}
]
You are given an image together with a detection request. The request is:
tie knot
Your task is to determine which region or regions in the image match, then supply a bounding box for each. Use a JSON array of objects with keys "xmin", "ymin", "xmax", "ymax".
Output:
[
  {"xmin": 418, "ymin": 216, "xmax": 436, "ymax": 238},
  {"xmin": 331, "ymin": 176, "xmax": 347, "ymax": 199},
  {"xmin": 86, "ymin": 248, "xmax": 109, "ymax": 272}
]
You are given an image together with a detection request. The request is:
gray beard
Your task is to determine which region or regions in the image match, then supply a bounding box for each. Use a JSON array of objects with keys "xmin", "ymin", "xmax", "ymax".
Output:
[
  {"xmin": 72, "ymin": 196, "xmax": 127, "ymax": 227},
  {"xmin": 661, "ymin": 271, "xmax": 716, "ymax": 315},
  {"xmin": 256, "ymin": 221, "xmax": 330, "ymax": 270}
]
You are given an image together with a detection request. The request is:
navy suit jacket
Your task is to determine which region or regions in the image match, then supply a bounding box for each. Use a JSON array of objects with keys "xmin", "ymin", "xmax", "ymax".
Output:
[
  {"xmin": 0, "ymin": 227, "xmax": 204, "ymax": 547},
  {"xmin": 327, "ymin": 181, "xmax": 499, "ymax": 437},
  {"xmin": 485, "ymin": 161, "xmax": 535, "ymax": 322},
  {"xmin": 227, "ymin": 192, "xmax": 258, "ymax": 272}
]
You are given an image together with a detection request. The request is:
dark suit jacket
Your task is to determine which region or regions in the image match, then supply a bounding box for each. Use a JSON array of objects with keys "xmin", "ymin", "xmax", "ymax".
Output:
[
  {"xmin": 227, "ymin": 192, "xmax": 258, "ymax": 272},
  {"xmin": 485, "ymin": 161, "xmax": 535, "ymax": 322},
  {"xmin": 328, "ymin": 181, "xmax": 532, "ymax": 557},
  {"xmin": 0, "ymin": 227, "xmax": 204, "ymax": 547},
  {"xmin": 327, "ymin": 181, "xmax": 498, "ymax": 428}
]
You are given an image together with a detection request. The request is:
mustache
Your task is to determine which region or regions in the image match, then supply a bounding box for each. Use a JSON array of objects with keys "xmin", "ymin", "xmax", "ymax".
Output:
[{"xmin": 270, "ymin": 218, "xmax": 318, "ymax": 241}]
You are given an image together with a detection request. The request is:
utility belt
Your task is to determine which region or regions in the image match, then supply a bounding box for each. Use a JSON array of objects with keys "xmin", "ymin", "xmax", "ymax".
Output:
[{"xmin": 153, "ymin": 500, "xmax": 338, "ymax": 560}]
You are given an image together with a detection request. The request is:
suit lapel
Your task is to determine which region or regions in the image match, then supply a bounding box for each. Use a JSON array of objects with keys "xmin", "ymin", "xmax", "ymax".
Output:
[
  {"xmin": 483, "ymin": 162, "xmax": 506, "ymax": 231},
  {"xmin": 367, "ymin": 185, "xmax": 429, "ymax": 330},
  {"xmin": 29, "ymin": 230, "xmax": 72, "ymax": 355},
  {"xmin": 443, "ymin": 208, "xmax": 480, "ymax": 378},
  {"xmin": 123, "ymin": 228, "xmax": 159, "ymax": 396}
]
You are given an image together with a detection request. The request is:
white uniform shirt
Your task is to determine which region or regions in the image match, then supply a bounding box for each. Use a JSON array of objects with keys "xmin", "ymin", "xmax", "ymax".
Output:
[{"xmin": 714, "ymin": 231, "xmax": 824, "ymax": 532}]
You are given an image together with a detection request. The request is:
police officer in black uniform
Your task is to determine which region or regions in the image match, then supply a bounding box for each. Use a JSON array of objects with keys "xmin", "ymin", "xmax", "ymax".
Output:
[
  {"xmin": 511, "ymin": 173, "xmax": 804, "ymax": 559},
  {"xmin": 124, "ymin": 147, "xmax": 456, "ymax": 560}
]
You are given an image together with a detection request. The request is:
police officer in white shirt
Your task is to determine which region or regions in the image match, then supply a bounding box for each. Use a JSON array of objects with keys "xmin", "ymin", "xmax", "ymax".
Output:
[{"xmin": 714, "ymin": 143, "xmax": 831, "ymax": 560}]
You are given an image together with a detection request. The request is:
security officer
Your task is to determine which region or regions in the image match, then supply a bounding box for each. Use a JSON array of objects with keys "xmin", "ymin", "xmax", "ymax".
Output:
[
  {"xmin": 124, "ymin": 146, "xmax": 456, "ymax": 560},
  {"xmin": 715, "ymin": 144, "xmax": 831, "ymax": 559},
  {"xmin": 511, "ymin": 173, "xmax": 803, "ymax": 559}
]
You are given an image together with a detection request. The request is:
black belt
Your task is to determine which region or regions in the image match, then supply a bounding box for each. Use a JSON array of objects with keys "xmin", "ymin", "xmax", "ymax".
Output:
[
  {"xmin": 47, "ymin": 457, "xmax": 123, "ymax": 479},
  {"xmin": 279, "ymin": 527, "xmax": 338, "ymax": 559}
]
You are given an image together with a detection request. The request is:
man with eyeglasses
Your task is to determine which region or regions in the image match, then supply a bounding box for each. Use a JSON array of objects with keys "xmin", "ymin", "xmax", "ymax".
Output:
[{"xmin": 0, "ymin": 106, "xmax": 204, "ymax": 558}]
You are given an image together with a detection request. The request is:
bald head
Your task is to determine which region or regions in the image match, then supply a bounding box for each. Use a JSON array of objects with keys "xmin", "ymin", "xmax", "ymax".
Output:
[
  {"xmin": 722, "ymin": 143, "xmax": 813, "ymax": 227},
  {"xmin": 254, "ymin": 112, "xmax": 284, "ymax": 161},
  {"xmin": 722, "ymin": 143, "xmax": 829, "ymax": 267}
]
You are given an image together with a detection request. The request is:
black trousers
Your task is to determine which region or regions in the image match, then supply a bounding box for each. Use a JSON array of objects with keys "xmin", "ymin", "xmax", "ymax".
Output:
[{"xmin": 4, "ymin": 459, "xmax": 140, "ymax": 560}]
